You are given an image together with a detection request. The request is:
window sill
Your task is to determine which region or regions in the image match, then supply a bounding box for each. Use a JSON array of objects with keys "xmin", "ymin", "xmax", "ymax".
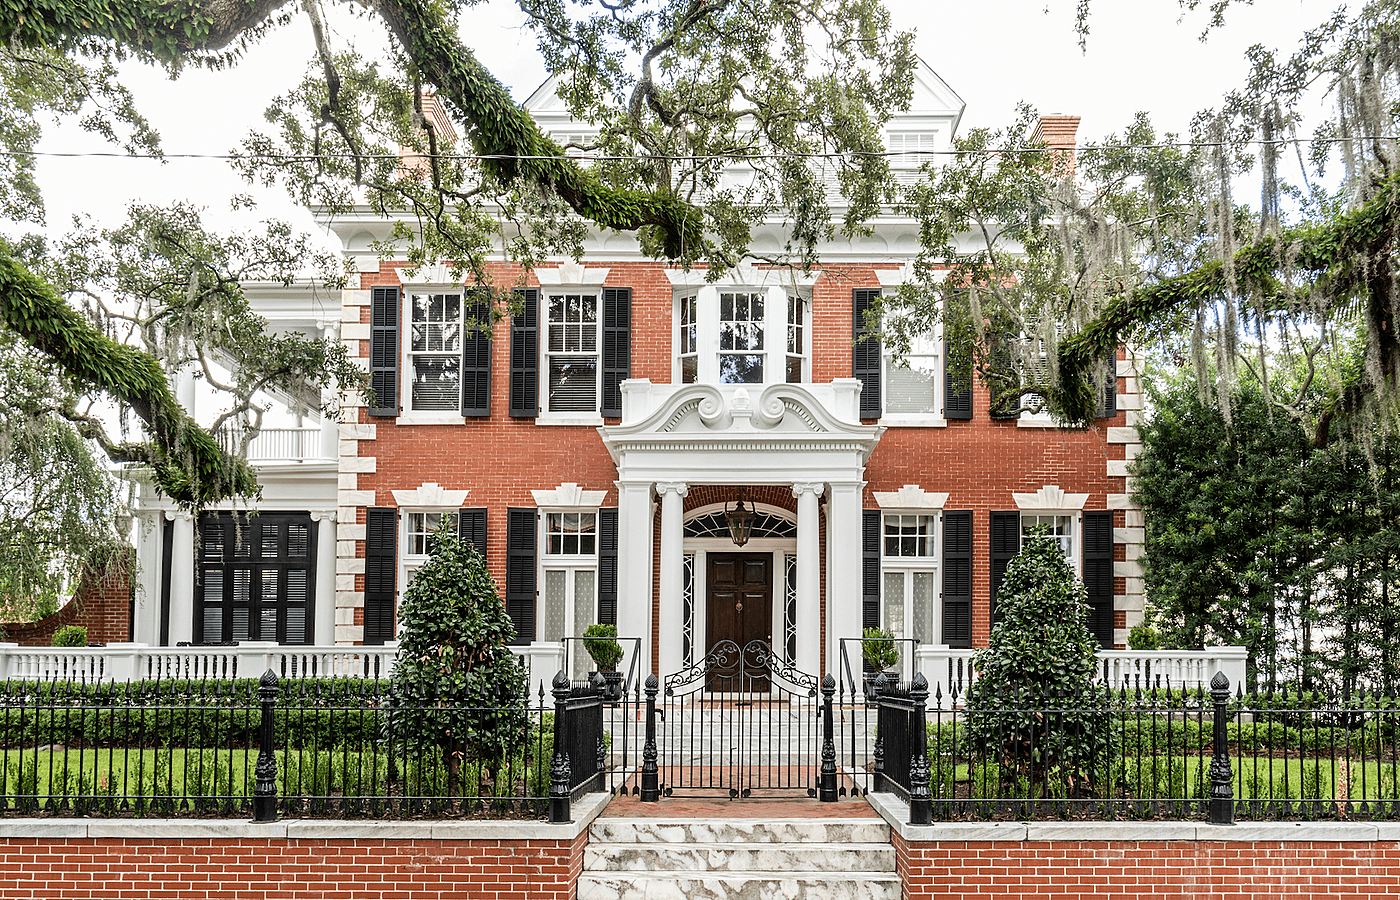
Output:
[
  {"xmin": 396, "ymin": 414, "xmax": 466, "ymax": 426},
  {"xmin": 878, "ymin": 415, "xmax": 948, "ymax": 428},
  {"xmin": 1016, "ymin": 417, "xmax": 1061, "ymax": 429},
  {"xmin": 536, "ymin": 415, "xmax": 605, "ymax": 427}
]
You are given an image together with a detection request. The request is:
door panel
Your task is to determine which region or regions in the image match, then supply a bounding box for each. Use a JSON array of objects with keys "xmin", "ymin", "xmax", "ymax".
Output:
[{"xmin": 706, "ymin": 552, "xmax": 773, "ymax": 690}]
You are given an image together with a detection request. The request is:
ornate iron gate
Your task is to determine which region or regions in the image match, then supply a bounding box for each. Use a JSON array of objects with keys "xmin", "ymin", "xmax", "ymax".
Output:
[{"xmin": 652, "ymin": 640, "xmax": 820, "ymax": 799}]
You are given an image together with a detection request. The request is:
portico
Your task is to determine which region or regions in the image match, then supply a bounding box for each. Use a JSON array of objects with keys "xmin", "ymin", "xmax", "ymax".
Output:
[{"xmin": 599, "ymin": 379, "xmax": 884, "ymax": 677}]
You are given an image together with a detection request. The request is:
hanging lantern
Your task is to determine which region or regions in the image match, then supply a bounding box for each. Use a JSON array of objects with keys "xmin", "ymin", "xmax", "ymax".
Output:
[{"xmin": 725, "ymin": 489, "xmax": 756, "ymax": 547}]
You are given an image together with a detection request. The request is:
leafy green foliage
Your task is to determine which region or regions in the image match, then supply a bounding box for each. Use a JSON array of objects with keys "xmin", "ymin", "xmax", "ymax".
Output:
[
  {"xmin": 582, "ymin": 623, "xmax": 622, "ymax": 671},
  {"xmin": 964, "ymin": 528, "xmax": 1107, "ymax": 792},
  {"xmin": 50, "ymin": 624, "xmax": 87, "ymax": 647},
  {"xmin": 387, "ymin": 529, "xmax": 527, "ymax": 796},
  {"xmin": 861, "ymin": 626, "xmax": 899, "ymax": 671},
  {"xmin": 1133, "ymin": 366, "xmax": 1400, "ymax": 692}
]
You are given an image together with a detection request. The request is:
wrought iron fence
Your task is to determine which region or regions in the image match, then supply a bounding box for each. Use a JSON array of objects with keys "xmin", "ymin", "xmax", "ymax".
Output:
[
  {"xmin": 848, "ymin": 671, "xmax": 1400, "ymax": 823},
  {"xmin": 0, "ymin": 668, "xmax": 623, "ymax": 822}
]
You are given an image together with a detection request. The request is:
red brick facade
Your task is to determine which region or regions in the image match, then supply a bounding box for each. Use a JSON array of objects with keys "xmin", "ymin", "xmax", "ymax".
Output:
[
  {"xmin": 1, "ymin": 567, "xmax": 131, "ymax": 647},
  {"xmin": 0, "ymin": 834, "xmax": 585, "ymax": 900},
  {"xmin": 347, "ymin": 258, "xmax": 1129, "ymax": 654},
  {"xmin": 895, "ymin": 833, "xmax": 1400, "ymax": 899}
]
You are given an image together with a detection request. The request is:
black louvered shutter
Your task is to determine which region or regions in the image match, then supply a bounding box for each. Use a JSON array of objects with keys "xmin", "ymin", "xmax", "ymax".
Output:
[
  {"xmin": 1083, "ymin": 511, "xmax": 1115, "ymax": 648},
  {"xmin": 461, "ymin": 294, "xmax": 492, "ymax": 417},
  {"xmin": 458, "ymin": 508, "xmax": 487, "ymax": 557},
  {"xmin": 597, "ymin": 508, "xmax": 619, "ymax": 625},
  {"xmin": 862, "ymin": 510, "xmax": 881, "ymax": 631},
  {"xmin": 364, "ymin": 508, "xmax": 398, "ymax": 645},
  {"xmin": 506, "ymin": 508, "xmax": 537, "ymax": 644},
  {"xmin": 945, "ymin": 339, "xmax": 973, "ymax": 420},
  {"xmin": 601, "ymin": 288, "xmax": 631, "ymax": 418},
  {"xmin": 853, "ymin": 289, "xmax": 881, "ymax": 419},
  {"xmin": 941, "ymin": 511, "xmax": 972, "ymax": 648},
  {"xmin": 369, "ymin": 286, "xmax": 401, "ymax": 417},
  {"xmin": 509, "ymin": 288, "xmax": 539, "ymax": 418},
  {"xmin": 989, "ymin": 511, "xmax": 1021, "ymax": 625},
  {"xmin": 1095, "ymin": 354, "xmax": 1118, "ymax": 419}
]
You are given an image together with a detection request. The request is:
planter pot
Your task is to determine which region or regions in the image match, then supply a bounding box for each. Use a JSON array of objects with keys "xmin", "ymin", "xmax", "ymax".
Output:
[
  {"xmin": 863, "ymin": 670, "xmax": 896, "ymax": 703},
  {"xmin": 589, "ymin": 670, "xmax": 625, "ymax": 702}
]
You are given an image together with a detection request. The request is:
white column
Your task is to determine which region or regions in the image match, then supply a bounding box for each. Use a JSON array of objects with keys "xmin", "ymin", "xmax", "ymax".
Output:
[
  {"xmin": 314, "ymin": 513, "xmax": 337, "ymax": 645},
  {"xmin": 131, "ymin": 511, "xmax": 163, "ymax": 644},
  {"xmin": 167, "ymin": 511, "xmax": 196, "ymax": 646},
  {"xmin": 792, "ymin": 483, "xmax": 824, "ymax": 675},
  {"xmin": 616, "ymin": 481, "xmax": 655, "ymax": 676},
  {"xmin": 825, "ymin": 482, "xmax": 865, "ymax": 675},
  {"xmin": 656, "ymin": 482, "xmax": 689, "ymax": 677}
]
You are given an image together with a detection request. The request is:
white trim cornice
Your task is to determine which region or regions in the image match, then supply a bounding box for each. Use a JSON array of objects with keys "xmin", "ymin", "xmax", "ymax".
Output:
[
  {"xmin": 1013, "ymin": 484, "xmax": 1089, "ymax": 511},
  {"xmin": 662, "ymin": 262, "xmax": 821, "ymax": 289},
  {"xmin": 873, "ymin": 484, "xmax": 948, "ymax": 509},
  {"xmin": 391, "ymin": 482, "xmax": 470, "ymax": 508},
  {"xmin": 536, "ymin": 261, "xmax": 610, "ymax": 285},
  {"xmin": 531, "ymin": 482, "xmax": 610, "ymax": 507},
  {"xmin": 397, "ymin": 264, "xmax": 463, "ymax": 286}
]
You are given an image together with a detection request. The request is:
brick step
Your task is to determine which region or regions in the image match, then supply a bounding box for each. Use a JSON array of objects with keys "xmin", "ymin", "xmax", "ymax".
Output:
[
  {"xmin": 589, "ymin": 818, "xmax": 890, "ymax": 844},
  {"xmin": 583, "ymin": 841, "xmax": 895, "ymax": 873},
  {"xmin": 577, "ymin": 871, "xmax": 902, "ymax": 900}
]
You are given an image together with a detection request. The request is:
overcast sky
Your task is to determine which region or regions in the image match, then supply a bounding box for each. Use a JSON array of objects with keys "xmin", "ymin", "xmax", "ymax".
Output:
[{"xmin": 25, "ymin": 0, "xmax": 1349, "ymax": 245}]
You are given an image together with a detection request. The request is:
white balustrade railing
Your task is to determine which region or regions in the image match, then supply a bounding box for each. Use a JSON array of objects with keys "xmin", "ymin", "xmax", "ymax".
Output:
[
  {"xmin": 0, "ymin": 640, "xmax": 569, "ymax": 685},
  {"xmin": 216, "ymin": 426, "xmax": 326, "ymax": 462},
  {"xmin": 915, "ymin": 644, "xmax": 1249, "ymax": 708}
]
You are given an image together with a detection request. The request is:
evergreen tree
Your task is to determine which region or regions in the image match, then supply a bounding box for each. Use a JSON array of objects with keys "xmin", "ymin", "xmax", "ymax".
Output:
[
  {"xmin": 964, "ymin": 528, "xmax": 1107, "ymax": 794},
  {"xmin": 387, "ymin": 528, "xmax": 527, "ymax": 798}
]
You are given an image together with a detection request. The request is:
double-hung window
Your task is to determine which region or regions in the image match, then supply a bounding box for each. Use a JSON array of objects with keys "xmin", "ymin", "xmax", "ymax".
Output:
[
  {"xmin": 1021, "ymin": 513, "xmax": 1074, "ymax": 564},
  {"xmin": 409, "ymin": 292, "xmax": 462, "ymax": 411},
  {"xmin": 402, "ymin": 510, "xmax": 458, "ymax": 593},
  {"xmin": 883, "ymin": 330, "xmax": 942, "ymax": 418},
  {"xmin": 719, "ymin": 290, "xmax": 765, "ymax": 383},
  {"xmin": 881, "ymin": 513, "xmax": 938, "ymax": 674},
  {"xmin": 539, "ymin": 511, "xmax": 599, "ymax": 679},
  {"xmin": 545, "ymin": 291, "xmax": 599, "ymax": 412},
  {"xmin": 679, "ymin": 294, "xmax": 699, "ymax": 383}
]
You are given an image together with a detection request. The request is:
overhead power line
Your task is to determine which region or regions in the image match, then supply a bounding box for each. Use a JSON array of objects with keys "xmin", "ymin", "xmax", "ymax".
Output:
[{"xmin": 2, "ymin": 135, "xmax": 1397, "ymax": 165}]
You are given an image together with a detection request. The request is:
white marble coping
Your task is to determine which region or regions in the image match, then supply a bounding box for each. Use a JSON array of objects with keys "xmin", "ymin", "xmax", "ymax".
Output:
[
  {"xmin": 867, "ymin": 791, "xmax": 1397, "ymax": 843},
  {"xmin": 0, "ymin": 791, "xmax": 610, "ymax": 842}
]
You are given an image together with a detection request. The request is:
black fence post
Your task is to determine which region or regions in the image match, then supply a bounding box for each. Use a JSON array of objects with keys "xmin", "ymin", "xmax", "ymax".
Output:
[
  {"xmin": 640, "ymin": 674, "xmax": 660, "ymax": 802},
  {"xmin": 820, "ymin": 674, "xmax": 838, "ymax": 802},
  {"xmin": 549, "ymin": 671, "xmax": 572, "ymax": 824},
  {"xmin": 252, "ymin": 669, "xmax": 278, "ymax": 823},
  {"xmin": 908, "ymin": 672, "xmax": 931, "ymax": 826},
  {"xmin": 870, "ymin": 672, "xmax": 887, "ymax": 795},
  {"xmin": 1209, "ymin": 671, "xmax": 1234, "ymax": 826}
]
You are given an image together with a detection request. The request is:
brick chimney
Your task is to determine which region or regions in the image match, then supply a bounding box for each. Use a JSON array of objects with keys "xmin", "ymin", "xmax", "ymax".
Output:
[
  {"xmin": 1030, "ymin": 114, "xmax": 1080, "ymax": 176},
  {"xmin": 399, "ymin": 92, "xmax": 459, "ymax": 181}
]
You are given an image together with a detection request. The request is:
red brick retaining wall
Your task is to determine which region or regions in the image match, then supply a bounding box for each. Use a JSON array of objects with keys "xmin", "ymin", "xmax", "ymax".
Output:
[
  {"xmin": 895, "ymin": 832, "xmax": 1400, "ymax": 899},
  {"xmin": 0, "ymin": 834, "xmax": 586, "ymax": 900},
  {"xmin": 1, "ymin": 567, "xmax": 132, "ymax": 647}
]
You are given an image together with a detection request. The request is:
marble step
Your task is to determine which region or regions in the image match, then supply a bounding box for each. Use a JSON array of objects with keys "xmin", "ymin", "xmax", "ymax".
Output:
[
  {"xmin": 584, "ymin": 841, "xmax": 895, "ymax": 873},
  {"xmin": 577, "ymin": 872, "xmax": 901, "ymax": 900},
  {"xmin": 589, "ymin": 819, "xmax": 890, "ymax": 845}
]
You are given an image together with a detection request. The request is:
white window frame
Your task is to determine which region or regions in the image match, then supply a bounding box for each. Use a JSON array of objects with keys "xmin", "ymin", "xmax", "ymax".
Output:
[
  {"xmin": 401, "ymin": 286, "xmax": 468, "ymax": 424},
  {"xmin": 1020, "ymin": 512, "xmax": 1080, "ymax": 575},
  {"xmin": 538, "ymin": 508, "xmax": 601, "ymax": 677},
  {"xmin": 541, "ymin": 286, "xmax": 603, "ymax": 421},
  {"xmin": 398, "ymin": 509, "xmax": 459, "ymax": 632},
  {"xmin": 671, "ymin": 286, "xmax": 809, "ymax": 385},
  {"xmin": 880, "ymin": 323, "xmax": 946, "ymax": 426},
  {"xmin": 880, "ymin": 511, "xmax": 941, "ymax": 680}
]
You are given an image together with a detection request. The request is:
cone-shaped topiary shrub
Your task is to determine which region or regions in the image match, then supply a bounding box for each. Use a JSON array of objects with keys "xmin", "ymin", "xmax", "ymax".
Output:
[
  {"xmin": 964, "ymin": 526, "xmax": 1108, "ymax": 796},
  {"xmin": 387, "ymin": 527, "xmax": 527, "ymax": 798}
]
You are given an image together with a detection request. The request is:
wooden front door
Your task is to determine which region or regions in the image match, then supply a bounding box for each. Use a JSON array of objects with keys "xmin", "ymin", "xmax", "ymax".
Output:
[{"xmin": 706, "ymin": 553, "xmax": 773, "ymax": 690}]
